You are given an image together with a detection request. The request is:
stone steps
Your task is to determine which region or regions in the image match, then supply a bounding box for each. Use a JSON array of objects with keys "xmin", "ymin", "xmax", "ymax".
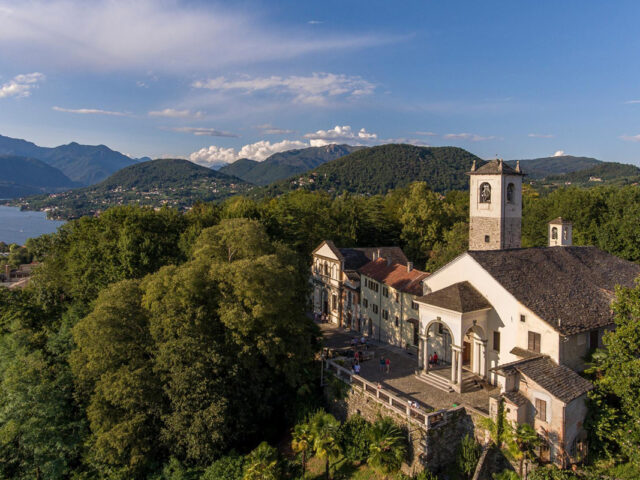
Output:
[{"xmin": 415, "ymin": 371, "xmax": 454, "ymax": 393}]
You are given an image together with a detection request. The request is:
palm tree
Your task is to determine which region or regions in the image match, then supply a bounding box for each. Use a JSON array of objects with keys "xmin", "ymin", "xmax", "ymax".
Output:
[
  {"xmin": 513, "ymin": 424, "xmax": 540, "ymax": 479},
  {"xmin": 291, "ymin": 420, "xmax": 313, "ymax": 475},
  {"xmin": 310, "ymin": 411, "xmax": 342, "ymax": 480},
  {"xmin": 242, "ymin": 442, "xmax": 281, "ymax": 480},
  {"xmin": 368, "ymin": 417, "xmax": 407, "ymax": 478}
]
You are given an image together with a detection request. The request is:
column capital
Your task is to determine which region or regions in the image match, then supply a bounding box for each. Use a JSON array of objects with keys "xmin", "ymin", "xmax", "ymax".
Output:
[
  {"xmin": 451, "ymin": 344, "xmax": 463, "ymax": 352},
  {"xmin": 419, "ymin": 334, "xmax": 427, "ymax": 341}
]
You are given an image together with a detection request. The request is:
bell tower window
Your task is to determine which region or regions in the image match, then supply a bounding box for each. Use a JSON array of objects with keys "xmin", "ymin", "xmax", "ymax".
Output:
[
  {"xmin": 506, "ymin": 183, "xmax": 515, "ymax": 203},
  {"xmin": 551, "ymin": 227, "xmax": 558, "ymax": 240},
  {"xmin": 479, "ymin": 182, "xmax": 491, "ymax": 203}
]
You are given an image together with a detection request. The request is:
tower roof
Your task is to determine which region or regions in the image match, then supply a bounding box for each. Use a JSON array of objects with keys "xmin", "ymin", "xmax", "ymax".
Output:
[
  {"xmin": 548, "ymin": 217, "xmax": 572, "ymax": 225},
  {"xmin": 467, "ymin": 159, "xmax": 525, "ymax": 176}
]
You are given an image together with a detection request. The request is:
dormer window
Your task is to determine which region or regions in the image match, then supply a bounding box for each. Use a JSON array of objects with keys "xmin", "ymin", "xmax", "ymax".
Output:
[
  {"xmin": 551, "ymin": 227, "xmax": 558, "ymax": 240},
  {"xmin": 506, "ymin": 183, "xmax": 515, "ymax": 203},
  {"xmin": 479, "ymin": 182, "xmax": 491, "ymax": 203}
]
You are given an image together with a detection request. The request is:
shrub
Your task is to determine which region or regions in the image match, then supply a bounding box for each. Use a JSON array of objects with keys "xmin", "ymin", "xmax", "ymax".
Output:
[
  {"xmin": 202, "ymin": 453, "xmax": 245, "ymax": 480},
  {"xmin": 456, "ymin": 434, "xmax": 481, "ymax": 478},
  {"xmin": 338, "ymin": 415, "xmax": 373, "ymax": 463}
]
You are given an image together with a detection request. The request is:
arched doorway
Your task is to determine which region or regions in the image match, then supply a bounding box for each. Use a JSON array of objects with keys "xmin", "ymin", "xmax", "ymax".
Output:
[
  {"xmin": 463, "ymin": 325, "xmax": 487, "ymax": 378},
  {"xmin": 425, "ymin": 320, "xmax": 453, "ymax": 365}
]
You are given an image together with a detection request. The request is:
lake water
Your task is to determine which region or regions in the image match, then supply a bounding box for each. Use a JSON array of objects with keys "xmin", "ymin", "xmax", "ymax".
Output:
[{"xmin": 0, "ymin": 206, "xmax": 66, "ymax": 245}]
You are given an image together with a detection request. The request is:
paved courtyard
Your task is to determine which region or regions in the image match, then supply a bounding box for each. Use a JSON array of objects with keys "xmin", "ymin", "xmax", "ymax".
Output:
[{"xmin": 320, "ymin": 322, "xmax": 496, "ymax": 414}]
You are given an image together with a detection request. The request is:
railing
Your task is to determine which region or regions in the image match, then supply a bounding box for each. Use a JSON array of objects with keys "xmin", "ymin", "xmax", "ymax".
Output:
[{"xmin": 325, "ymin": 358, "xmax": 454, "ymax": 429}]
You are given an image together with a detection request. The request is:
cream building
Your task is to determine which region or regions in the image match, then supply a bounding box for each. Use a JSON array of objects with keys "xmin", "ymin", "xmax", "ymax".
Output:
[
  {"xmin": 413, "ymin": 159, "xmax": 640, "ymax": 467},
  {"xmin": 358, "ymin": 259, "xmax": 429, "ymax": 351},
  {"xmin": 310, "ymin": 241, "xmax": 407, "ymax": 329}
]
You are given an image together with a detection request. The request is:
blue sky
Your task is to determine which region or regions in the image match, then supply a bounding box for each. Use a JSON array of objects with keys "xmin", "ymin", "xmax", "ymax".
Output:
[{"xmin": 1, "ymin": 0, "xmax": 640, "ymax": 167}]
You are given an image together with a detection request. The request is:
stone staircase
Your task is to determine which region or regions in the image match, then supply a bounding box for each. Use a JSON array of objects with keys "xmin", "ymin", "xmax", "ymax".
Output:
[{"xmin": 415, "ymin": 371, "xmax": 454, "ymax": 392}]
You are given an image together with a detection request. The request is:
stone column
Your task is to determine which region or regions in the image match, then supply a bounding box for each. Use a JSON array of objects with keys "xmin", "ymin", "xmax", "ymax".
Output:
[
  {"xmin": 450, "ymin": 346, "xmax": 458, "ymax": 384},
  {"xmin": 421, "ymin": 335, "xmax": 429, "ymax": 373},
  {"xmin": 480, "ymin": 340, "xmax": 488, "ymax": 378},
  {"xmin": 474, "ymin": 340, "xmax": 481, "ymax": 375},
  {"xmin": 457, "ymin": 346, "xmax": 463, "ymax": 392}
]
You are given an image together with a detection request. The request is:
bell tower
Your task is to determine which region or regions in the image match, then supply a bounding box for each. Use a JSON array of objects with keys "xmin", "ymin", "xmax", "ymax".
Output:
[{"xmin": 467, "ymin": 159, "xmax": 524, "ymax": 251}]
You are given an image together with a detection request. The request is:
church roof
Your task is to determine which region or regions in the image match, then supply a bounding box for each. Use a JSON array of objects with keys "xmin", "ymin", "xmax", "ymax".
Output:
[
  {"xmin": 467, "ymin": 159, "xmax": 524, "ymax": 176},
  {"xmin": 416, "ymin": 281, "xmax": 491, "ymax": 313},
  {"xmin": 468, "ymin": 246, "xmax": 640, "ymax": 335},
  {"xmin": 496, "ymin": 356, "xmax": 593, "ymax": 404},
  {"xmin": 358, "ymin": 259, "xmax": 429, "ymax": 295},
  {"xmin": 339, "ymin": 246, "xmax": 408, "ymax": 271}
]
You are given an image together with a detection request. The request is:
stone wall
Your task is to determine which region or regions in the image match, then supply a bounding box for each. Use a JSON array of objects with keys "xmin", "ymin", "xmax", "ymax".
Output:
[{"xmin": 469, "ymin": 216, "xmax": 502, "ymax": 250}]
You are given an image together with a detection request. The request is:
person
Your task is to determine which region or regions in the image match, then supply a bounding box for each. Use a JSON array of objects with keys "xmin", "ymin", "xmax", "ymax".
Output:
[
  {"xmin": 354, "ymin": 351, "xmax": 360, "ymax": 362},
  {"xmin": 379, "ymin": 356, "xmax": 385, "ymax": 373},
  {"xmin": 433, "ymin": 351, "xmax": 438, "ymax": 365},
  {"xmin": 385, "ymin": 357, "xmax": 390, "ymax": 373},
  {"xmin": 354, "ymin": 363, "xmax": 360, "ymax": 374},
  {"xmin": 351, "ymin": 337, "xmax": 357, "ymax": 347},
  {"xmin": 377, "ymin": 382, "xmax": 382, "ymax": 389},
  {"xmin": 360, "ymin": 336, "xmax": 366, "ymax": 347}
]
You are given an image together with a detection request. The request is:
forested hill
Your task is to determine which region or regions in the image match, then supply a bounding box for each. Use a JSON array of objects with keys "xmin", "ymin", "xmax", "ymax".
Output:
[
  {"xmin": 257, "ymin": 144, "xmax": 484, "ymax": 196},
  {"xmin": 8, "ymin": 159, "xmax": 250, "ymax": 219},
  {"xmin": 506, "ymin": 155, "xmax": 602, "ymax": 179},
  {"xmin": 219, "ymin": 144, "xmax": 361, "ymax": 185},
  {"xmin": 0, "ymin": 134, "xmax": 137, "ymax": 185},
  {"xmin": 542, "ymin": 162, "xmax": 640, "ymax": 186},
  {"xmin": 0, "ymin": 155, "xmax": 77, "ymax": 198}
]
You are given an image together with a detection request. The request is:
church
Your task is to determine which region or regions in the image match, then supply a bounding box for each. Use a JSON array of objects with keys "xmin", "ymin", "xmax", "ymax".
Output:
[{"xmin": 414, "ymin": 159, "xmax": 640, "ymax": 466}]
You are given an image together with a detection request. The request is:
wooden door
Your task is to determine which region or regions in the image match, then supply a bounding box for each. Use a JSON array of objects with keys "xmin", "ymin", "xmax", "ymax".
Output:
[{"xmin": 463, "ymin": 341, "xmax": 471, "ymax": 365}]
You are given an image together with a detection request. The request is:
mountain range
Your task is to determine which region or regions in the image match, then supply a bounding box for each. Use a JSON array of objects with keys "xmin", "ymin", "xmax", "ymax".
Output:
[
  {"xmin": 0, "ymin": 134, "xmax": 141, "ymax": 190},
  {"xmin": 219, "ymin": 144, "xmax": 361, "ymax": 185},
  {"xmin": 0, "ymin": 155, "xmax": 77, "ymax": 198}
]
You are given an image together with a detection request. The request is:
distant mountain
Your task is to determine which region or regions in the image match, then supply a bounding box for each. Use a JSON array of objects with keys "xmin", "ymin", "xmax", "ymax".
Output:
[
  {"xmin": 258, "ymin": 144, "xmax": 483, "ymax": 197},
  {"xmin": 219, "ymin": 144, "xmax": 362, "ymax": 185},
  {"xmin": 0, "ymin": 155, "xmax": 77, "ymax": 198},
  {"xmin": 0, "ymin": 134, "xmax": 137, "ymax": 185},
  {"xmin": 543, "ymin": 162, "xmax": 640, "ymax": 185},
  {"xmin": 8, "ymin": 159, "xmax": 250, "ymax": 219},
  {"xmin": 506, "ymin": 156, "xmax": 603, "ymax": 179}
]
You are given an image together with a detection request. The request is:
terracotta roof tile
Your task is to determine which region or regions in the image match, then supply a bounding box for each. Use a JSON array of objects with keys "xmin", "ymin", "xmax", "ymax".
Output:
[
  {"xmin": 339, "ymin": 247, "xmax": 408, "ymax": 271},
  {"xmin": 358, "ymin": 258, "xmax": 428, "ymax": 295}
]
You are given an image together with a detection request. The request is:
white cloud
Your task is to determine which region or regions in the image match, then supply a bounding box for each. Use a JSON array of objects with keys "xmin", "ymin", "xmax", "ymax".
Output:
[
  {"xmin": 255, "ymin": 124, "xmax": 296, "ymax": 135},
  {"xmin": 0, "ymin": 1, "xmax": 397, "ymax": 72},
  {"xmin": 0, "ymin": 72, "xmax": 44, "ymax": 99},
  {"xmin": 553, "ymin": 150, "xmax": 566, "ymax": 157},
  {"xmin": 168, "ymin": 127, "xmax": 237, "ymax": 137},
  {"xmin": 528, "ymin": 133, "xmax": 554, "ymax": 138},
  {"xmin": 189, "ymin": 139, "xmax": 307, "ymax": 168},
  {"xmin": 443, "ymin": 133, "xmax": 496, "ymax": 142},
  {"xmin": 193, "ymin": 73, "xmax": 375, "ymax": 105},
  {"xmin": 620, "ymin": 135, "xmax": 640, "ymax": 142},
  {"xmin": 304, "ymin": 125, "xmax": 378, "ymax": 145},
  {"xmin": 149, "ymin": 108, "xmax": 204, "ymax": 119},
  {"xmin": 308, "ymin": 20, "xmax": 323, "ymax": 25},
  {"xmin": 413, "ymin": 131, "xmax": 438, "ymax": 136},
  {"xmin": 52, "ymin": 105, "xmax": 128, "ymax": 116},
  {"xmin": 624, "ymin": 100, "xmax": 640, "ymax": 104}
]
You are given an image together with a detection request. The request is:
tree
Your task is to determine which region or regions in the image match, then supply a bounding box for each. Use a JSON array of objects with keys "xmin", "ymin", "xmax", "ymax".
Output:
[
  {"xmin": 367, "ymin": 416, "xmax": 407, "ymax": 478},
  {"xmin": 310, "ymin": 411, "xmax": 342, "ymax": 480},
  {"xmin": 242, "ymin": 442, "xmax": 281, "ymax": 480},
  {"xmin": 202, "ymin": 453, "xmax": 244, "ymax": 480},
  {"xmin": 291, "ymin": 420, "xmax": 313, "ymax": 475},
  {"xmin": 586, "ymin": 279, "xmax": 640, "ymax": 470},
  {"xmin": 456, "ymin": 434, "xmax": 481, "ymax": 479},
  {"xmin": 338, "ymin": 415, "xmax": 372, "ymax": 463},
  {"xmin": 493, "ymin": 470, "xmax": 520, "ymax": 480},
  {"xmin": 513, "ymin": 424, "xmax": 540, "ymax": 478}
]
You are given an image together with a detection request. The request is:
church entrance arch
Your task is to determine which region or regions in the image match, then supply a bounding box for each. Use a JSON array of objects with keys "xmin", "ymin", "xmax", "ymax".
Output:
[{"xmin": 464, "ymin": 324, "xmax": 487, "ymax": 378}]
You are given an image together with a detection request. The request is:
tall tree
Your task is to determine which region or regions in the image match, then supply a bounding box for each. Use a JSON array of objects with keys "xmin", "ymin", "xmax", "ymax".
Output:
[
  {"xmin": 310, "ymin": 411, "xmax": 342, "ymax": 480},
  {"xmin": 367, "ymin": 417, "xmax": 407, "ymax": 478}
]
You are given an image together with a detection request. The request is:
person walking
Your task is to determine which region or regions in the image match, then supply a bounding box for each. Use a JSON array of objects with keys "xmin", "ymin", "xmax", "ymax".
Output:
[
  {"xmin": 379, "ymin": 356, "xmax": 385, "ymax": 373},
  {"xmin": 385, "ymin": 357, "xmax": 390, "ymax": 374}
]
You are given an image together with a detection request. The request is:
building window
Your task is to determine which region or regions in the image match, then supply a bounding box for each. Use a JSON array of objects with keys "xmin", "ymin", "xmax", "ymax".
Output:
[
  {"xmin": 383, "ymin": 286, "xmax": 389, "ymax": 297},
  {"xmin": 563, "ymin": 227, "xmax": 569, "ymax": 240},
  {"xmin": 551, "ymin": 227, "xmax": 558, "ymax": 240},
  {"xmin": 506, "ymin": 182, "xmax": 515, "ymax": 203},
  {"xmin": 394, "ymin": 292, "xmax": 400, "ymax": 303},
  {"xmin": 493, "ymin": 331, "xmax": 500, "ymax": 352},
  {"xmin": 479, "ymin": 182, "xmax": 491, "ymax": 203},
  {"xmin": 374, "ymin": 283, "xmax": 379, "ymax": 292},
  {"xmin": 382, "ymin": 309, "xmax": 389, "ymax": 320},
  {"xmin": 332, "ymin": 294, "xmax": 337, "ymax": 311},
  {"xmin": 520, "ymin": 314, "xmax": 526, "ymax": 323},
  {"xmin": 589, "ymin": 330, "xmax": 599, "ymax": 349},
  {"xmin": 363, "ymin": 298, "xmax": 368, "ymax": 308},
  {"xmin": 484, "ymin": 235, "xmax": 490, "ymax": 243},
  {"xmin": 395, "ymin": 316, "xmax": 399, "ymax": 327},
  {"xmin": 324, "ymin": 263, "xmax": 329, "ymax": 276},
  {"xmin": 528, "ymin": 331, "xmax": 541, "ymax": 353},
  {"xmin": 411, "ymin": 301, "xmax": 419, "ymax": 310},
  {"xmin": 535, "ymin": 398, "xmax": 547, "ymax": 422},
  {"xmin": 372, "ymin": 304, "xmax": 379, "ymax": 314}
]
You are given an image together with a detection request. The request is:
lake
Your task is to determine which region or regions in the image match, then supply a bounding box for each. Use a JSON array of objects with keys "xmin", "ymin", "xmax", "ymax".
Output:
[{"xmin": 0, "ymin": 206, "xmax": 66, "ymax": 245}]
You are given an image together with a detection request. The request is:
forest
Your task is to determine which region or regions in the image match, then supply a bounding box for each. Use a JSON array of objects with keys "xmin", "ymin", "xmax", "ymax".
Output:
[{"xmin": 0, "ymin": 182, "xmax": 639, "ymax": 479}]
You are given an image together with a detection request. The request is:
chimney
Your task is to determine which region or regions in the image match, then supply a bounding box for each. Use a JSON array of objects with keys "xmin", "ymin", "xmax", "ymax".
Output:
[
  {"xmin": 470, "ymin": 159, "xmax": 476, "ymax": 172},
  {"xmin": 515, "ymin": 160, "xmax": 521, "ymax": 173},
  {"xmin": 407, "ymin": 262, "xmax": 413, "ymax": 272},
  {"xmin": 377, "ymin": 248, "xmax": 381, "ymax": 261},
  {"xmin": 4, "ymin": 264, "xmax": 10, "ymax": 281}
]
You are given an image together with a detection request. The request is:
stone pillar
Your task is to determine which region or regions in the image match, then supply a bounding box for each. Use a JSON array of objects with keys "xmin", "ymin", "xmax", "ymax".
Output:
[
  {"xmin": 480, "ymin": 340, "xmax": 487, "ymax": 378},
  {"xmin": 457, "ymin": 347, "xmax": 463, "ymax": 392},
  {"xmin": 474, "ymin": 340, "xmax": 481, "ymax": 375},
  {"xmin": 420, "ymin": 335, "xmax": 429, "ymax": 373},
  {"xmin": 450, "ymin": 346, "xmax": 458, "ymax": 384}
]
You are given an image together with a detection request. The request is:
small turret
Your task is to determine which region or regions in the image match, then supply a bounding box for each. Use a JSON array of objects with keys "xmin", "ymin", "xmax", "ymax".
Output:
[{"xmin": 548, "ymin": 217, "xmax": 573, "ymax": 247}]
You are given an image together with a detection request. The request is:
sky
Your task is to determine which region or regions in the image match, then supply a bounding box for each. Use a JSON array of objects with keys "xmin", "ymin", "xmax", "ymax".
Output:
[{"xmin": 1, "ymin": 0, "xmax": 640, "ymax": 167}]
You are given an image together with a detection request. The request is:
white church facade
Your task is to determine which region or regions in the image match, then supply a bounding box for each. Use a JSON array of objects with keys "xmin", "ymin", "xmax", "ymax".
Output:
[{"xmin": 414, "ymin": 159, "xmax": 640, "ymax": 467}]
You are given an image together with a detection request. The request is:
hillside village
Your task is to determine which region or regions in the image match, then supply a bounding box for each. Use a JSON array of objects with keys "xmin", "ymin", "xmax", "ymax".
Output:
[{"xmin": 311, "ymin": 159, "xmax": 640, "ymax": 475}]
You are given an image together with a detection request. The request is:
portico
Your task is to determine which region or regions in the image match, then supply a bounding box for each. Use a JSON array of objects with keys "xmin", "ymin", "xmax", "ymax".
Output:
[{"xmin": 415, "ymin": 281, "xmax": 492, "ymax": 393}]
